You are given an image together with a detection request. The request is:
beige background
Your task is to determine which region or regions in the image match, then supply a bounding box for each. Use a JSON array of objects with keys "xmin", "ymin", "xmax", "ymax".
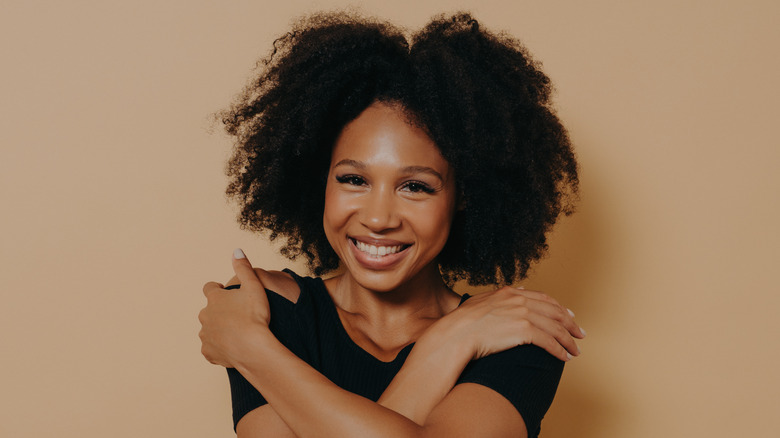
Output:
[{"xmin": 2, "ymin": 1, "xmax": 778, "ymax": 437}]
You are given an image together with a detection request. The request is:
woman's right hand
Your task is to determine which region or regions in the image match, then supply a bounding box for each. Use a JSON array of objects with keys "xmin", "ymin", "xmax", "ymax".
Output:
[
  {"xmin": 199, "ymin": 249, "xmax": 273, "ymax": 368},
  {"xmin": 431, "ymin": 286, "xmax": 585, "ymax": 363}
]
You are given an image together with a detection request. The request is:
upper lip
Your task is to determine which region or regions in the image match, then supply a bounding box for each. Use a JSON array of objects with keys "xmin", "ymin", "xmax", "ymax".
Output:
[{"xmin": 349, "ymin": 236, "xmax": 411, "ymax": 247}]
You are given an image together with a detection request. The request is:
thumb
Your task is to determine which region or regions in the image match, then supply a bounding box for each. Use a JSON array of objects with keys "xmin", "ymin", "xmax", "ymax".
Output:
[{"xmin": 231, "ymin": 248, "xmax": 261, "ymax": 290}]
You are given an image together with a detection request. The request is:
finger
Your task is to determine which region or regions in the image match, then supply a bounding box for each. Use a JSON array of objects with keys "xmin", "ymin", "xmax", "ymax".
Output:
[
  {"xmin": 202, "ymin": 281, "xmax": 225, "ymax": 297},
  {"xmin": 231, "ymin": 248, "xmax": 262, "ymax": 290},
  {"xmin": 511, "ymin": 293, "xmax": 586, "ymax": 340},
  {"xmin": 484, "ymin": 287, "xmax": 584, "ymax": 339},
  {"xmin": 522, "ymin": 326, "xmax": 573, "ymax": 362},
  {"xmin": 513, "ymin": 291, "xmax": 586, "ymax": 339},
  {"xmin": 512, "ymin": 288, "xmax": 560, "ymax": 306},
  {"xmin": 522, "ymin": 312, "xmax": 581, "ymax": 357}
]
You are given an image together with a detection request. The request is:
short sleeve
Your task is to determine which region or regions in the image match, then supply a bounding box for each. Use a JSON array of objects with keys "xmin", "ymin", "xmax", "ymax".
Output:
[
  {"xmin": 224, "ymin": 286, "xmax": 303, "ymax": 431},
  {"xmin": 456, "ymin": 345, "xmax": 564, "ymax": 438}
]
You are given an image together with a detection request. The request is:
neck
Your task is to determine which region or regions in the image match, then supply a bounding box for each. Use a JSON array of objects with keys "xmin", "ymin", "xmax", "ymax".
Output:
[{"xmin": 327, "ymin": 264, "xmax": 458, "ymax": 327}]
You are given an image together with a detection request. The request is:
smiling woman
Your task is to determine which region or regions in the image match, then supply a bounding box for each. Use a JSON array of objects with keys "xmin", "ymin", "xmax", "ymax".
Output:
[
  {"xmin": 324, "ymin": 102, "xmax": 458, "ymax": 294},
  {"xmin": 198, "ymin": 10, "xmax": 582, "ymax": 438}
]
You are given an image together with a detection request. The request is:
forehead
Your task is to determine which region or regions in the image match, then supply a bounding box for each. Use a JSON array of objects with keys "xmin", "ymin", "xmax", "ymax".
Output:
[{"xmin": 331, "ymin": 102, "xmax": 450, "ymax": 174}]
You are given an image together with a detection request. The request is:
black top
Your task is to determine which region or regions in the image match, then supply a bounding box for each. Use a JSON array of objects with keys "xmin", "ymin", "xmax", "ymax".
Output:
[{"xmin": 226, "ymin": 270, "xmax": 563, "ymax": 437}]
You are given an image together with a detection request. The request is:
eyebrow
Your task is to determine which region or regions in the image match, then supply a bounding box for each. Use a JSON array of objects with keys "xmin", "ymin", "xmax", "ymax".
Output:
[{"xmin": 333, "ymin": 159, "xmax": 444, "ymax": 181}]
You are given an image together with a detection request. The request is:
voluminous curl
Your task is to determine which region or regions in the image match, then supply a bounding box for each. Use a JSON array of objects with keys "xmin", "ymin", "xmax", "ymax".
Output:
[{"xmin": 221, "ymin": 11, "xmax": 578, "ymax": 285}]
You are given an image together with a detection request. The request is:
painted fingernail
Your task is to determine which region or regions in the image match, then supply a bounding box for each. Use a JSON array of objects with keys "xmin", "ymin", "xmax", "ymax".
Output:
[
  {"xmin": 580, "ymin": 327, "xmax": 587, "ymax": 337},
  {"xmin": 567, "ymin": 308, "xmax": 575, "ymax": 317},
  {"xmin": 566, "ymin": 352, "xmax": 573, "ymax": 361},
  {"xmin": 233, "ymin": 248, "xmax": 246, "ymax": 259}
]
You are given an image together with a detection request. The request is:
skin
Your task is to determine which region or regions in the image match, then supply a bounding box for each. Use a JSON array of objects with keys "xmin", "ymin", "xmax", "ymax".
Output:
[
  {"xmin": 199, "ymin": 102, "xmax": 585, "ymax": 437},
  {"xmin": 322, "ymin": 102, "xmax": 461, "ymax": 361}
]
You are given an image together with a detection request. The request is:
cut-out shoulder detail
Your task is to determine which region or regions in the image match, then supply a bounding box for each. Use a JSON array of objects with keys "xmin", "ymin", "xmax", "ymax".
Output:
[{"xmin": 224, "ymin": 268, "xmax": 301, "ymax": 303}]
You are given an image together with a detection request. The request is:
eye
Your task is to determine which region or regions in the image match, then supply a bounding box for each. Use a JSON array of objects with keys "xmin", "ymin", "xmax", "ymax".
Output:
[
  {"xmin": 335, "ymin": 174, "xmax": 366, "ymax": 186},
  {"xmin": 401, "ymin": 181, "xmax": 436, "ymax": 194}
]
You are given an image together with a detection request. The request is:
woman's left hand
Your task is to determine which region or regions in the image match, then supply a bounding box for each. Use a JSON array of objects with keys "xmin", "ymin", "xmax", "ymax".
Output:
[
  {"xmin": 423, "ymin": 285, "xmax": 585, "ymax": 363},
  {"xmin": 198, "ymin": 249, "xmax": 271, "ymax": 368}
]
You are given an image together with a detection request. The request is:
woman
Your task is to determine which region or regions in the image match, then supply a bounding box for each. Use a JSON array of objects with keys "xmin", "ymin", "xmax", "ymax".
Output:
[{"xmin": 199, "ymin": 12, "xmax": 583, "ymax": 437}]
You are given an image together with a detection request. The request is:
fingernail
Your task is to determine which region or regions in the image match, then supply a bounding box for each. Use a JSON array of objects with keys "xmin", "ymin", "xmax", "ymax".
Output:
[
  {"xmin": 233, "ymin": 248, "xmax": 246, "ymax": 259},
  {"xmin": 566, "ymin": 352, "xmax": 572, "ymax": 361},
  {"xmin": 580, "ymin": 327, "xmax": 587, "ymax": 337},
  {"xmin": 567, "ymin": 308, "xmax": 575, "ymax": 317}
]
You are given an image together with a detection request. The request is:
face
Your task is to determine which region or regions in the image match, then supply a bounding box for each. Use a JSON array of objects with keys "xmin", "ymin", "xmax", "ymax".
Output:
[{"xmin": 323, "ymin": 102, "xmax": 458, "ymax": 292}]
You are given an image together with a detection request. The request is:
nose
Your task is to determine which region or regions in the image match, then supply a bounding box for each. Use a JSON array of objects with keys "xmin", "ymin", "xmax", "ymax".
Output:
[{"xmin": 359, "ymin": 186, "xmax": 401, "ymax": 232}]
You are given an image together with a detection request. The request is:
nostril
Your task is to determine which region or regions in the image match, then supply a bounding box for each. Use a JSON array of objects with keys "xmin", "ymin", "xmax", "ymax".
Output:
[{"xmin": 360, "ymin": 212, "xmax": 401, "ymax": 231}]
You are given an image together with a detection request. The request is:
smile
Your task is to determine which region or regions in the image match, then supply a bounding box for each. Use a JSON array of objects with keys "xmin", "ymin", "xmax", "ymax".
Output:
[{"xmin": 349, "ymin": 238, "xmax": 411, "ymax": 258}]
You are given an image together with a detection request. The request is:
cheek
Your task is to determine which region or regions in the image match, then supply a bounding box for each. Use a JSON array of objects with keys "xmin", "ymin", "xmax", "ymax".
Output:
[{"xmin": 415, "ymin": 201, "xmax": 456, "ymax": 249}]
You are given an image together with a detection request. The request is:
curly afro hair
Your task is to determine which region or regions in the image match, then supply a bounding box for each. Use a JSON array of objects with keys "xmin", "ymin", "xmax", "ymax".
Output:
[{"xmin": 221, "ymin": 11, "xmax": 579, "ymax": 286}]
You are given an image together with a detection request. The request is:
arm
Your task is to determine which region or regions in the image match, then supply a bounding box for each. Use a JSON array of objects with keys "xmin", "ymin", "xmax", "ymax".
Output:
[
  {"xmin": 229, "ymin": 315, "xmax": 477, "ymax": 437},
  {"xmin": 233, "ymin": 326, "xmax": 532, "ymax": 438},
  {"xmin": 200, "ymin": 252, "xmax": 582, "ymax": 436},
  {"xmin": 377, "ymin": 286, "xmax": 581, "ymax": 425},
  {"xmin": 201, "ymin": 253, "xmax": 427, "ymax": 437}
]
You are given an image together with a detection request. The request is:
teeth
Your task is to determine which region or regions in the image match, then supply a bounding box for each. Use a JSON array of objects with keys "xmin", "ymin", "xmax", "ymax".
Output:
[{"xmin": 354, "ymin": 240, "xmax": 404, "ymax": 257}]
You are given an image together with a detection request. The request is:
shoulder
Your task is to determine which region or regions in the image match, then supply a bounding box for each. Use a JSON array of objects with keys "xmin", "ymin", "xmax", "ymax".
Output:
[
  {"xmin": 225, "ymin": 268, "xmax": 301, "ymax": 303},
  {"xmin": 459, "ymin": 344, "xmax": 563, "ymax": 391}
]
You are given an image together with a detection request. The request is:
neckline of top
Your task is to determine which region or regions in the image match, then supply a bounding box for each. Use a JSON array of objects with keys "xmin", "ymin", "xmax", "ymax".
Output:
[{"xmin": 297, "ymin": 271, "xmax": 470, "ymax": 365}]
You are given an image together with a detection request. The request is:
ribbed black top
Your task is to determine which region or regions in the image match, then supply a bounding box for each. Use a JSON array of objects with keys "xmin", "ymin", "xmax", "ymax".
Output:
[{"xmin": 226, "ymin": 270, "xmax": 563, "ymax": 437}]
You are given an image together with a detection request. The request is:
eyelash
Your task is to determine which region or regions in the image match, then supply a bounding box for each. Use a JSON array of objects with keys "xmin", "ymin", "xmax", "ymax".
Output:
[
  {"xmin": 335, "ymin": 175, "xmax": 436, "ymax": 194},
  {"xmin": 401, "ymin": 181, "xmax": 436, "ymax": 194},
  {"xmin": 335, "ymin": 175, "xmax": 366, "ymax": 186}
]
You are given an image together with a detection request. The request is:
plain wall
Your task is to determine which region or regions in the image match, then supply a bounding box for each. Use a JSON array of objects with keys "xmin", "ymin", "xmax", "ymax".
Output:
[{"xmin": 1, "ymin": 1, "xmax": 778, "ymax": 436}]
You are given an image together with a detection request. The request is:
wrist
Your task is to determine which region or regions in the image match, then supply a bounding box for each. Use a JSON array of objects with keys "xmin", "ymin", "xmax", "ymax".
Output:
[
  {"xmin": 415, "ymin": 315, "xmax": 474, "ymax": 366},
  {"xmin": 377, "ymin": 313, "xmax": 474, "ymax": 424},
  {"xmin": 229, "ymin": 325, "xmax": 278, "ymax": 372}
]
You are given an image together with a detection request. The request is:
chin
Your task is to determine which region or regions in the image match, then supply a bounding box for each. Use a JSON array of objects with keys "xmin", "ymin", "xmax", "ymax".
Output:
[{"xmin": 350, "ymin": 270, "xmax": 410, "ymax": 293}]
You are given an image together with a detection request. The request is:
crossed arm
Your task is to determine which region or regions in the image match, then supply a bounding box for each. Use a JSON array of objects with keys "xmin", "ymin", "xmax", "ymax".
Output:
[{"xmin": 199, "ymin": 253, "xmax": 584, "ymax": 437}]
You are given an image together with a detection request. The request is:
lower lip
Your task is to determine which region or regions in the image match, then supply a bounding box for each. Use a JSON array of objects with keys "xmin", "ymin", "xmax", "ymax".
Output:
[{"xmin": 348, "ymin": 239, "xmax": 410, "ymax": 270}]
